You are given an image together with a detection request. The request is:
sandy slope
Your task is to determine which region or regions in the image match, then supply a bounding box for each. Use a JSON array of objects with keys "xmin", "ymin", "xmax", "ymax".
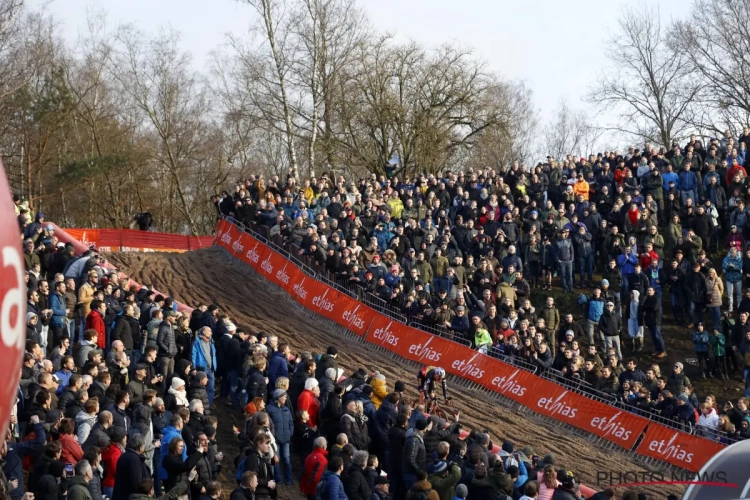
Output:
[{"xmin": 109, "ymin": 248, "xmax": 684, "ymax": 499}]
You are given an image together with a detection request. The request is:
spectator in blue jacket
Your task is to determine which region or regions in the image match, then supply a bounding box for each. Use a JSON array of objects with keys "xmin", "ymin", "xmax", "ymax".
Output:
[
  {"xmin": 49, "ymin": 281, "xmax": 68, "ymax": 348},
  {"xmin": 159, "ymin": 414, "xmax": 188, "ymax": 480},
  {"xmin": 678, "ymin": 163, "xmax": 698, "ymax": 205},
  {"xmin": 449, "ymin": 306, "xmax": 470, "ymax": 338},
  {"xmin": 723, "ymin": 247, "xmax": 743, "ymax": 312},
  {"xmin": 192, "ymin": 327, "xmax": 217, "ymax": 408},
  {"xmin": 267, "ymin": 389, "xmax": 294, "ymax": 486},
  {"xmin": 319, "ymin": 456, "xmax": 348, "ymax": 500},
  {"xmin": 2, "ymin": 416, "xmax": 46, "ymax": 498},
  {"xmin": 617, "ymin": 247, "xmax": 638, "ymax": 294},
  {"xmin": 268, "ymin": 344, "xmax": 291, "ymax": 390},
  {"xmin": 372, "ymin": 224, "xmax": 394, "ymax": 252}
]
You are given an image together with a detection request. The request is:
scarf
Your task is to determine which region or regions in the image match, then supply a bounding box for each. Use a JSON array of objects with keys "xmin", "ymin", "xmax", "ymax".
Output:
[
  {"xmin": 168, "ymin": 387, "xmax": 189, "ymax": 407},
  {"xmin": 627, "ymin": 208, "xmax": 639, "ymax": 226}
]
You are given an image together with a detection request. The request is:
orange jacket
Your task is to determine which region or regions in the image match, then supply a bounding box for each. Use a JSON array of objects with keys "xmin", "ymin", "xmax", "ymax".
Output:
[{"xmin": 573, "ymin": 180, "xmax": 590, "ymax": 200}]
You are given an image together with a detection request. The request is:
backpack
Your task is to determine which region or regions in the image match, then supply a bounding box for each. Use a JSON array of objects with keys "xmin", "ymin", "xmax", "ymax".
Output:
[
  {"xmin": 409, "ymin": 488, "xmax": 432, "ymax": 500},
  {"xmin": 235, "ymin": 455, "xmax": 248, "ymax": 483},
  {"xmin": 314, "ymin": 478, "xmax": 327, "ymax": 500}
]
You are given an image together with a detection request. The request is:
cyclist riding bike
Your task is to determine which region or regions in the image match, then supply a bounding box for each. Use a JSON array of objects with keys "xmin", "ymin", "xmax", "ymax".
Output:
[{"xmin": 418, "ymin": 366, "xmax": 450, "ymax": 403}]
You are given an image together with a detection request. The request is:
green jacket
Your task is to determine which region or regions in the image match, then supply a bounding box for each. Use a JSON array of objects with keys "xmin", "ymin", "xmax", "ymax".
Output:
[
  {"xmin": 416, "ymin": 260, "xmax": 433, "ymax": 284},
  {"xmin": 710, "ymin": 332, "xmax": 727, "ymax": 357},
  {"xmin": 428, "ymin": 463, "xmax": 461, "ymax": 500},
  {"xmin": 68, "ymin": 477, "xmax": 93, "ymax": 500}
]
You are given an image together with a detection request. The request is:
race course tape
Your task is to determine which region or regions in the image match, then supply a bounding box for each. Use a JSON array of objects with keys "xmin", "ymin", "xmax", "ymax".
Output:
[{"xmin": 214, "ymin": 218, "xmax": 725, "ymax": 473}]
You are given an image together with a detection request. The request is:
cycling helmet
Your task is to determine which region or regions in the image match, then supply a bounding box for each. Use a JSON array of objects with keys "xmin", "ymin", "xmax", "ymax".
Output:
[{"xmin": 434, "ymin": 367, "xmax": 446, "ymax": 378}]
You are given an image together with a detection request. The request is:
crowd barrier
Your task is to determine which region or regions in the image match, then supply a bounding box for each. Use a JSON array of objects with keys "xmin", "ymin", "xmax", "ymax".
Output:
[
  {"xmin": 214, "ymin": 217, "xmax": 727, "ymax": 474},
  {"xmin": 50, "ymin": 223, "xmax": 193, "ymax": 313},
  {"xmin": 61, "ymin": 227, "xmax": 214, "ymax": 253}
]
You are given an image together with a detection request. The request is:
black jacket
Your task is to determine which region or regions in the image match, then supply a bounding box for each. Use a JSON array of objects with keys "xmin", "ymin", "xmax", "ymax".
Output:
[
  {"xmin": 82, "ymin": 423, "xmax": 111, "ymax": 452},
  {"xmin": 640, "ymin": 294, "xmax": 662, "ymax": 327},
  {"xmin": 403, "ymin": 428, "xmax": 426, "ymax": 475},
  {"xmin": 245, "ymin": 367, "xmax": 268, "ymax": 402},
  {"xmin": 386, "ymin": 425, "xmax": 406, "ymax": 477},
  {"xmin": 112, "ymin": 450, "xmax": 149, "ymax": 500},
  {"xmin": 598, "ymin": 311, "xmax": 621, "ymax": 337},
  {"xmin": 111, "ymin": 316, "xmax": 134, "ymax": 351},
  {"xmin": 342, "ymin": 465, "xmax": 372, "ymax": 500}
]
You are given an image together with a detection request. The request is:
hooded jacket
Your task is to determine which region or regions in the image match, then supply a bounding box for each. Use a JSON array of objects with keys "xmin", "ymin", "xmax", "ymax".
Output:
[{"xmin": 403, "ymin": 427, "xmax": 426, "ymax": 475}]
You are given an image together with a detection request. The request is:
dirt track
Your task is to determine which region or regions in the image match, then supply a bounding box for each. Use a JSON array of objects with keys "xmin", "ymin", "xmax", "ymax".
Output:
[{"xmin": 109, "ymin": 248, "xmax": 684, "ymax": 499}]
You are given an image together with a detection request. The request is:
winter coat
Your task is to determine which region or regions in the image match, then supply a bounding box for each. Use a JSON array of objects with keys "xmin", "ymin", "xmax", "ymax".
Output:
[
  {"xmin": 192, "ymin": 338, "xmax": 216, "ymax": 373},
  {"xmin": 540, "ymin": 306, "xmax": 560, "ymax": 332},
  {"xmin": 267, "ymin": 351, "xmax": 289, "ymax": 389},
  {"xmin": 112, "ymin": 450, "xmax": 150, "ymax": 500},
  {"xmin": 319, "ymin": 471, "xmax": 348, "ymax": 500},
  {"xmin": 705, "ymin": 276, "xmax": 724, "ymax": 308},
  {"xmin": 408, "ymin": 480, "xmax": 440, "ymax": 500},
  {"xmin": 67, "ymin": 476, "xmax": 93, "ymax": 500},
  {"xmin": 369, "ymin": 378, "xmax": 388, "ymax": 408},
  {"xmin": 693, "ymin": 330, "xmax": 710, "ymax": 353},
  {"xmin": 684, "ymin": 271, "xmax": 707, "ymax": 304},
  {"xmin": 640, "ymin": 294, "xmax": 662, "ymax": 327},
  {"xmin": 297, "ymin": 389, "xmax": 321, "ymax": 428},
  {"xmin": 87, "ymin": 468, "xmax": 103, "ymax": 500},
  {"xmin": 158, "ymin": 426, "xmax": 187, "ymax": 480},
  {"xmin": 403, "ymin": 427, "xmax": 426, "ymax": 475},
  {"xmin": 342, "ymin": 465, "xmax": 372, "ymax": 500},
  {"xmin": 102, "ymin": 444, "xmax": 123, "ymax": 488},
  {"xmin": 723, "ymin": 252, "xmax": 743, "ymax": 283},
  {"xmin": 598, "ymin": 311, "xmax": 621, "ymax": 337},
  {"xmin": 82, "ymin": 423, "xmax": 111, "ymax": 452},
  {"xmin": 3, "ymin": 422, "xmax": 46, "ymax": 497},
  {"xmin": 314, "ymin": 354, "xmax": 339, "ymax": 380},
  {"xmin": 245, "ymin": 367, "xmax": 268, "ymax": 402},
  {"xmin": 710, "ymin": 332, "xmax": 727, "ymax": 357},
  {"xmin": 111, "ymin": 316, "xmax": 134, "ymax": 351},
  {"xmin": 157, "ymin": 321, "xmax": 178, "ymax": 358},
  {"xmin": 340, "ymin": 411, "xmax": 370, "ymax": 451},
  {"xmin": 300, "ymin": 448, "xmax": 328, "ymax": 496},
  {"xmin": 267, "ymin": 401, "xmax": 294, "ymax": 444},
  {"xmin": 429, "ymin": 462, "xmax": 461, "ymax": 500},
  {"xmin": 59, "ymin": 432, "xmax": 84, "ymax": 465}
]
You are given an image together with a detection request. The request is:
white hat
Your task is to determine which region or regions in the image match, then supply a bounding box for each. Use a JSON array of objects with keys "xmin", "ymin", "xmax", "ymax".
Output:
[{"xmin": 171, "ymin": 377, "xmax": 185, "ymax": 391}]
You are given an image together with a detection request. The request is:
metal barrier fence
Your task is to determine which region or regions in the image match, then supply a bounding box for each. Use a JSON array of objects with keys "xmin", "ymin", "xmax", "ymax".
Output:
[
  {"xmin": 214, "ymin": 242, "xmax": 693, "ymax": 479},
  {"xmin": 218, "ymin": 217, "xmax": 718, "ymax": 478}
]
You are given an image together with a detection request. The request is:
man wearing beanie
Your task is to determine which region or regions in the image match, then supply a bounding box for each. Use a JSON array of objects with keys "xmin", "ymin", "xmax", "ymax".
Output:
[
  {"xmin": 428, "ymin": 458, "xmax": 461, "ymax": 500},
  {"xmin": 453, "ymin": 483, "xmax": 468, "ymax": 500},
  {"xmin": 403, "ymin": 417, "xmax": 431, "ymax": 491}
]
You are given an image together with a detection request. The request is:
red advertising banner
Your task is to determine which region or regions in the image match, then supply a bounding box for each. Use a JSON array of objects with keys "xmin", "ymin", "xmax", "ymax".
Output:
[
  {"xmin": 65, "ymin": 228, "xmax": 213, "ymax": 253},
  {"xmin": 363, "ymin": 316, "xmax": 649, "ymax": 450},
  {"xmin": 635, "ymin": 422, "xmax": 726, "ymax": 473},
  {"xmin": 213, "ymin": 218, "xmax": 723, "ymax": 471}
]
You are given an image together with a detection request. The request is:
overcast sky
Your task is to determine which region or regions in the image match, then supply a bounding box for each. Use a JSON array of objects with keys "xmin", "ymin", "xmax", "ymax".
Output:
[{"xmin": 33, "ymin": 0, "xmax": 688, "ymax": 125}]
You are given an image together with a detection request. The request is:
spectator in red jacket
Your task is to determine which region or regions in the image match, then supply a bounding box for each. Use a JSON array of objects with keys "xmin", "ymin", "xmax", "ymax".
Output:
[
  {"xmin": 298, "ymin": 378, "xmax": 322, "ymax": 429},
  {"xmin": 85, "ymin": 299, "xmax": 107, "ymax": 349},
  {"xmin": 300, "ymin": 436, "xmax": 328, "ymax": 498},
  {"xmin": 57, "ymin": 418, "xmax": 84, "ymax": 466},
  {"xmin": 101, "ymin": 427, "xmax": 127, "ymax": 499}
]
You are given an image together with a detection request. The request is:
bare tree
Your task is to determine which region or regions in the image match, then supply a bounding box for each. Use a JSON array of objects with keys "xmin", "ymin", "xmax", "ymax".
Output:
[
  {"xmin": 239, "ymin": 0, "xmax": 300, "ymax": 180},
  {"xmin": 540, "ymin": 99, "xmax": 602, "ymax": 162},
  {"xmin": 111, "ymin": 26, "xmax": 218, "ymax": 235},
  {"xmin": 587, "ymin": 5, "xmax": 701, "ymax": 149},
  {"xmin": 672, "ymin": 0, "xmax": 750, "ymax": 136}
]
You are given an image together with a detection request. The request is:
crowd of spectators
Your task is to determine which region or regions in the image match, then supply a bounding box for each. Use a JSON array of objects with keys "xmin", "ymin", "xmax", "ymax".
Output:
[{"xmin": 213, "ymin": 137, "xmax": 750, "ymax": 442}]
